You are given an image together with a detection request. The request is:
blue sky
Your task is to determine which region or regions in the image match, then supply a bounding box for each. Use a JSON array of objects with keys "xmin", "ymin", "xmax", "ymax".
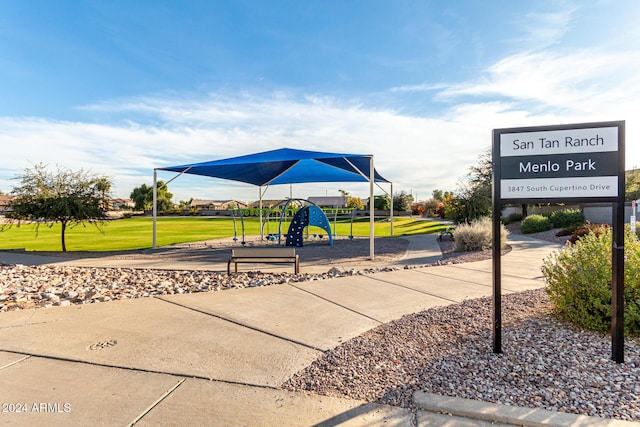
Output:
[{"xmin": 0, "ymin": 0, "xmax": 638, "ymax": 202}]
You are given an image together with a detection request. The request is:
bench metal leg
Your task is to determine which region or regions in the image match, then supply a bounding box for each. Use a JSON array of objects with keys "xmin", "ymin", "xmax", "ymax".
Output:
[
  {"xmin": 227, "ymin": 257, "xmax": 300, "ymax": 274},
  {"xmin": 226, "ymin": 259, "xmax": 242, "ymax": 274}
]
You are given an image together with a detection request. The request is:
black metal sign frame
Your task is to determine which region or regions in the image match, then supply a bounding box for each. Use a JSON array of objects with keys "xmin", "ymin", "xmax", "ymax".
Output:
[{"xmin": 492, "ymin": 120, "xmax": 625, "ymax": 362}]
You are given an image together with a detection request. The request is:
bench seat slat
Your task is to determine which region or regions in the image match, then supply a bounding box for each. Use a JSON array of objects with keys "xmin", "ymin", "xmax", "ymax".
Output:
[{"xmin": 227, "ymin": 247, "xmax": 299, "ymax": 274}]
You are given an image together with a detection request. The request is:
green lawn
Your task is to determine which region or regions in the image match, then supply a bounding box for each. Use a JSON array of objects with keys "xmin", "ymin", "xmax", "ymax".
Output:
[{"xmin": 0, "ymin": 216, "xmax": 449, "ymax": 252}]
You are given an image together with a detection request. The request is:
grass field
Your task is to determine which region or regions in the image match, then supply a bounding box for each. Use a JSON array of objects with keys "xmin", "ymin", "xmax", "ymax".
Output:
[{"xmin": 0, "ymin": 216, "xmax": 449, "ymax": 252}]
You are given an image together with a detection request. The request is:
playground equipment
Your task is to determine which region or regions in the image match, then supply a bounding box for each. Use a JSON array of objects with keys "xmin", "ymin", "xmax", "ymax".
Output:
[
  {"xmin": 261, "ymin": 206, "xmax": 283, "ymax": 242},
  {"xmin": 349, "ymin": 208, "xmax": 356, "ymax": 239},
  {"xmin": 322, "ymin": 206, "xmax": 356, "ymax": 239},
  {"xmin": 276, "ymin": 199, "xmax": 333, "ymax": 247},
  {"xmin": 230, "ymin": 208, "xmax": 246, "ymax": 245},
  {"xmin": 285, "ymin": 205, "xmax": 333, "ymax": 247},
  {"xmin": 231, "ymin": 199, "xmax": 350, "ymax": 247}
]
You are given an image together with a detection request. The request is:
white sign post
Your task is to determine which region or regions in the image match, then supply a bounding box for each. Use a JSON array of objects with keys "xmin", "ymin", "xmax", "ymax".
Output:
[{"xmin": 492, "ymin": 120, "xmax": 625, "ymax": 363}]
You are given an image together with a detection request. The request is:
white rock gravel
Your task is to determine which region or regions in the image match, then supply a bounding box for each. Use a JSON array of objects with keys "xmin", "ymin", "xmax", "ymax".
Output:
[
  {"xmin": 0, "ymin": 239, "xmax": 478, "ymax": 312},
  {"xmin": 0, "ymin": 263, "xmax": 400, "ymax": 311},
  {"xmin": 282, "ymin": 288, "xmax": 640, "ymax": 422}
]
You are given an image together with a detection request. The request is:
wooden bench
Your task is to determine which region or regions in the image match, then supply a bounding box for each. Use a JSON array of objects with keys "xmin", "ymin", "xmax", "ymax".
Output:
[{"xmin": 227, "ymin": 247, "xmax": 300, "ymax": 274}]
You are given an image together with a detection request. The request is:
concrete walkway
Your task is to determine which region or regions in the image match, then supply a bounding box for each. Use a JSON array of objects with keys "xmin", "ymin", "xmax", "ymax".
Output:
[{"xmin": 0, "ymin": 236, "xmax": 632, "ymax": 426}]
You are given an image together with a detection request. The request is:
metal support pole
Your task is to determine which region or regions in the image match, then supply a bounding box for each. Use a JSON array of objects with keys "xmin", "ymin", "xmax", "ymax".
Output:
[
  {"xmin": 612, "ymin": 202, "xmax": 625, "ymax": 363},
  {"xmin": 491, "ymin": 130, "xmax": 502, "ymax": 354},
  {"xmin": 259, "ymin": 187, "xmax": 263, "ymax": 240},
  {"xmin": 369, "ymin": 155, "xmax": 375, "ymax": 260},
  {"xmin": 390, "ymin": 182, "xmax": 394, "ymax": 236},
  {"xmin": 492, "ymin": 203, "xmax": 502, "ymax": 354},
  {"xmin": 612, "ymin": 121, "xmax": 626, "ymax": 363},
  {"xmin": 152, "ymin": 169, "xmax": 157, "ymax": 249}
]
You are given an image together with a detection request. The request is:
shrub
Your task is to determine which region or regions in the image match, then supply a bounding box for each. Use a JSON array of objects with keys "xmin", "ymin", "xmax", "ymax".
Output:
[
  {"xmin": 549, "ymin": 209, "xmax": 585, "ymax": 228},
  {"xmin": 555, "ymin": 227, "xmax": 575, "ymax": 237},
  {"xmin": 520, "ymin": 214, "xmax": 552, "ymax": 234},
  {"xmin": 542, "ymin": 226, "xmax": 640, "ymax": 333},
  {"xmin": 502, "ymin": 212, "xmax": 523, "ymax": 225},
  {"xmin": 453, "ymin": 217, "xmax": 509, "ymax": 251},
  {"xmin": 568, "ymin": 223, "xmax": 609, "ymax": 244}
]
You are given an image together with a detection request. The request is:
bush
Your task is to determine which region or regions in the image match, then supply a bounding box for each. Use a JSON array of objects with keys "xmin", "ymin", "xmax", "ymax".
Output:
[
  {"xmin": 502, "ymin": 212, "xmax": 523, "ymax": 225},
  {"xmin": 542, "ymin": 226, "xmax": 640, "ymax": 333},
  {"xmin": 453, "ymin": 217, "xmax": 509, "ymax": 251},
  {"xmin": 568, "ymin": 223, "xmax": 609, "ymax": 244},
  {"xmin": 520, "ymin": 214, "xmax": 552, "ymax": 234},
  {"xmin": 555, "ymin": 227, "xmax": 575, "ymax": 237},
  {"xmin": 549, "ymin": 209, "xmax": 585, "ymax": 228}
]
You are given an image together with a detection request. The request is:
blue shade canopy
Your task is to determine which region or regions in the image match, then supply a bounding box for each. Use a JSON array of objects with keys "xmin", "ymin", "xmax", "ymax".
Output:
[{"xmin": 157, "ymin": 148, "xmax": 389, "ymax": 186}]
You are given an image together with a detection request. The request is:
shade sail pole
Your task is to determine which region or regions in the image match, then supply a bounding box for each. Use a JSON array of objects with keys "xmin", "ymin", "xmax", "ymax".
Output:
[
  {"xmin": 390, "ymin": 182, "xmax": 394, "ymax": 237},
  {"xmin": 152, "ymin": 169, "xmax": 158, "ymax": 249},
  {"xmin": 369, "ymin": 155, "xmax": 375, "ymax": 260},
  {"xmin": 259, "ymin": 186, "xmax": 263, "ymax": 240}
]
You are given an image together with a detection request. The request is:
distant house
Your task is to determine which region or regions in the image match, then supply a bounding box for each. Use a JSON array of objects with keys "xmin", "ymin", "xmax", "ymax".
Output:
[
  {"xmin": 111, "ymin": 198, "xmax": 135, "ymax": 210},
  {"xmin": 190, "ymin": 199, "xmax": 247, "ymax": 210},
  {"xmin": 248, "ymin": 200, "xmax": 284, "ymax": 209},
  {"xmin": 0, "ymin": 195, "xmax": 12, "ymax": 213},
  {"xmin": 307, "ymin": 196, "xmax": 348, "ymax": 208}
]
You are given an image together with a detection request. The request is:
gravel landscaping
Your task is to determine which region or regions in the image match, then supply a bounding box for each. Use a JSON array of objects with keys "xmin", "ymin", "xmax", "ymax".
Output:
[
  {"xmin": 0, "ymin": 264, "xmax": 396, "ymax": 311},
  {"xmin": 282, "ymin": 288, "xmax": 640, "ymax": 421}
]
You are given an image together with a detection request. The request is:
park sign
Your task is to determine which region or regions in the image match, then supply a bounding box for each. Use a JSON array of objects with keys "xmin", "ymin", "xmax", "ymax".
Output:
[
  {"xmin": 491, "ymin": 120, "xmax": 626, "ymax": 363},
  {"xmin": 494, "ymin": 121, "xmax": 624, "ymax": 203}
]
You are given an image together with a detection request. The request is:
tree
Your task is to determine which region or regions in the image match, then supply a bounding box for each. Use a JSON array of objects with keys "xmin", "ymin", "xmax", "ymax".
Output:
[
  {"xmin": 446, "ymin": 150, "xmax": 493, "ymax": 223},
  {"xmin": 130, "ymin": 182, "xmax": 173, "ymax": 212},
  {"xmin": 377, "ymin": 196, "xmax": 389, "ymax": 210},
  {"xmin": 392, "ymin": 191, "xmax": 414, "ymax": 212},
  {"xmin": 3, "ymin": 163, "xmax": 113, "ymax": 252},
  {"xmin": 369, "ymin": 195, "xmax": 390, "ymax": 210},
  {"xmin": 421, "ymin": 199, "xmax": 439, "ymax": 215},
  {"xmin": 178, "ymin": 198, "xmax": 194, "ymax": 209},
  {"xmin": 94, "ymin": 177, "xmax": 112, "ymax": 211},
  {"xmin": 346, "ymin": 196, "xmax": 364, "ymax": 210},
  {"xmin": 626, "ymin": 168, "xmax": 640, "ymax": 201},
  {"xmin": 130, "ymin": 183, "xmax": 152, "ymax": 210}
]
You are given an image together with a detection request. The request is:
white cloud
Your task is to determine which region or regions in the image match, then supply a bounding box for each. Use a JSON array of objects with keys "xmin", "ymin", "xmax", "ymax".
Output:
[
  {"xmin": 440, "ymin": 50, "xmax": 629, "ymax": 106},
  {"xmin": 389, "ymin": 83, "xmax": 447, "ymax": 93},
  {"xmin": 513, "ymin": 7, "xmax": 576, "ymax": 49},
  {"xmin": 1, "ymin": 98, "xmax": 491, "ymax": 202}
]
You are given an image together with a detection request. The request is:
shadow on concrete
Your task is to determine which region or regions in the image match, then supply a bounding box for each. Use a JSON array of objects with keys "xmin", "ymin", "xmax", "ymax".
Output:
[{"xmin": 312, "ymin": 402, "xmax": 412, "ymax": 426}]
